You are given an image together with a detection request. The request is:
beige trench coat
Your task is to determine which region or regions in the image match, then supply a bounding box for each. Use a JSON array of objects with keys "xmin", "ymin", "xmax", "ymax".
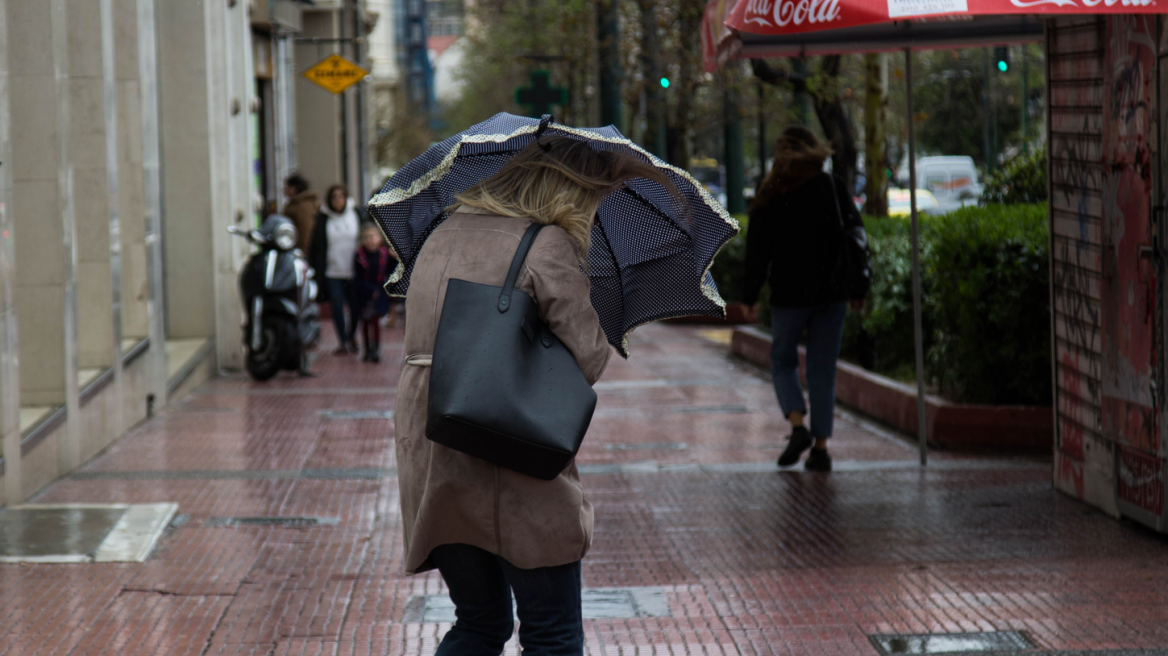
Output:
[{"xmin": 394, "ymin": 207, "xmax": 612, "ymax": 574}]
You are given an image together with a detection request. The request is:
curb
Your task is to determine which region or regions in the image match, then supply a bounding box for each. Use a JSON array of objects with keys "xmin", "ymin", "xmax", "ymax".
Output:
[{"xmin": 730, "ymin": 325, "xmax": 1053, "ymax": 452}]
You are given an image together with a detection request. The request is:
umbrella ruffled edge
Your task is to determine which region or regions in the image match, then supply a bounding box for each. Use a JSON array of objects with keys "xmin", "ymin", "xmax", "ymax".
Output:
[{"xmin": 367, "ymin": 117, "xmax": 743, "ymax": 351}]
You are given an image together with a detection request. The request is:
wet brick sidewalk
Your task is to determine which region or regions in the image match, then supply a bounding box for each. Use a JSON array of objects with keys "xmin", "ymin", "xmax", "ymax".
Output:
[{"xmin": 3, "ymin": 323, "xmax": 1168, "ymax": 655}]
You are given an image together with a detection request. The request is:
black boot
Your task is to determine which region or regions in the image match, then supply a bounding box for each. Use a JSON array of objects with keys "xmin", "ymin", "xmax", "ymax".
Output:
[
  {"xmin": 804, "ymin": 447, "xmax": 832, "ymax": 472},
  {"xmin": 778, "ymin": 426, "xmax": 813, "ymax": 467}
]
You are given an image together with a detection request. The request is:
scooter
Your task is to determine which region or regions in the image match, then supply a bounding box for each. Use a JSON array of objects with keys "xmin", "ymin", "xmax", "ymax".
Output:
[{"xmin": 228, "ymin": 215, "xmax": 321, "ymax": 380}]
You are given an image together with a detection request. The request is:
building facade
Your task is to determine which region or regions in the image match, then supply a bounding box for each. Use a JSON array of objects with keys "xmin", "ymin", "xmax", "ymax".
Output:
[{"xmin": 0, "ymin": 0, "xmax": 385, "ymax": 507}]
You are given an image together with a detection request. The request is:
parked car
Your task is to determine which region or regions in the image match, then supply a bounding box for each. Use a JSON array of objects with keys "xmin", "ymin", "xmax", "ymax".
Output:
[
  {"xmin": 895, "ymin": 156, "xmax": 982, "ymax": 213},
  {"xmin": 888, "ymin": 189, "xmax": 940, "ymax": 216}
]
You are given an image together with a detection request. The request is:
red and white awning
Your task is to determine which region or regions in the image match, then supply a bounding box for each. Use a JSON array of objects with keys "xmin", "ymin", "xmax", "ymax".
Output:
[{"xmin": 703, "ymin": 0, "xmax": 1160, "ymax": 69}]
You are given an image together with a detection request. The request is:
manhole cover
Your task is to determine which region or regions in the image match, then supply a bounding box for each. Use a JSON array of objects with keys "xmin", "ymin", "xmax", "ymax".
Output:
[
  {"xmin": 869, "ymin": 631, "xmax": 1034, "ymax": 655},
  {"xmin": 0, "ymin": 503, "xmax": 178, "ymax": 563},
  {"xmin": 319, "ymin": 410, "xmax": 394, "ymax": 420},
  {"xmin": 204, "ymin": 516, "xmax": 340, "ymax": 528},
  {"xmin": 403, "ymin": 587, "xmax": 670, "ymax": 623}
]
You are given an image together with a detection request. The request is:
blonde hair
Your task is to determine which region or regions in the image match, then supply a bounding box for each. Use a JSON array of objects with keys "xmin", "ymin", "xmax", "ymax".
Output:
[{"xmin": 454, "ymin": 136, "xmax": 684, "ymax": 257}]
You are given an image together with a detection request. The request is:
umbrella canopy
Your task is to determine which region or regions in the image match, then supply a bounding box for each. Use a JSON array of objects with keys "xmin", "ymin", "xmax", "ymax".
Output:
[{"xmin": 368, "ymin": 113, "xmax": 740, "ymax": 357}]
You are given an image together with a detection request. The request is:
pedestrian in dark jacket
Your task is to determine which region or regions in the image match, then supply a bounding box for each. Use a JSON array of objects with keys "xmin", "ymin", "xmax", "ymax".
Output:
[
  {"xmin": 742, "ymin": 125, "xmax": 866, "ymax": 473},
  {"xmin": 310, "ymin": 183, "xmax": 367, "ymax": 354},
  {"xmin": 351, "ymin": 223, "xmax": 396, "ymax": 363},
  {"xmin": 282, "ymin": 173, "xmax": 319, "ymax": 254}
]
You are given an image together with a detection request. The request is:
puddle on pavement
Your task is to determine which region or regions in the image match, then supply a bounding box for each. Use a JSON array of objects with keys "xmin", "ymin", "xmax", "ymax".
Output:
[
  {"xmin": 0, "ymin": 506, "xmax": 125, "ymax": 559},
  {"xmin": 869, "ymin": 631, "xmax": 1034, "ymax": 655}
]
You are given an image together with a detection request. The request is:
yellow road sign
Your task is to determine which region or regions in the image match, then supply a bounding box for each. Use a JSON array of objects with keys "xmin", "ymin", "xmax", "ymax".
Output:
[{"xmin": 302, "ymin": 54, "xmax": 368, "ymax": 94}]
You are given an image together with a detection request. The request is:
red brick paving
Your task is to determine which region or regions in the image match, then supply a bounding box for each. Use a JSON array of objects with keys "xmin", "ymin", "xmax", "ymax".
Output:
[{"xmin": 4, "ymin": 323, "xmax": 1168, "ymax": 655}]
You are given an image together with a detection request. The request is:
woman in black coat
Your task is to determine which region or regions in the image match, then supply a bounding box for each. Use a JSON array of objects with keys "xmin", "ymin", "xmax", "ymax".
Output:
[{"xmin": 742, "ymin": 126, "xmax": 866, "ymax": 473}]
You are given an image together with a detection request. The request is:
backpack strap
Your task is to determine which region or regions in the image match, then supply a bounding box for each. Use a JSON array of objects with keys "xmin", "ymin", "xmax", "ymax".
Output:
[{"xmin": 498, "ymin": 223, "xmax": 545, "ymax": 313}]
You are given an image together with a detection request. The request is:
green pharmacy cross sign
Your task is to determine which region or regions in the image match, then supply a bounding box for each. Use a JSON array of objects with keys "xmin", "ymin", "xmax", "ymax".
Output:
[{"xmin": 516, "ymin": 70, "xmax": 566, "ymax": 118}]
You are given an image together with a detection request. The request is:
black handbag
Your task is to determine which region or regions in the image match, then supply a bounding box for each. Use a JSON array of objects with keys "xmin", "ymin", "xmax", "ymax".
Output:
[
  {"xmin": 826, "ymin": 175, "xmax": 872, "ymax": 300},
  {"xmin": 426, "ymin": 223, "xmax": 598, "ymax": 481}
]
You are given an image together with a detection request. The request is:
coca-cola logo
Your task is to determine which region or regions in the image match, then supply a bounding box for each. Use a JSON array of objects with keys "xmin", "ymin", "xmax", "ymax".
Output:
[
  {"xmin": 1009, "ymin": 0, "xmax": 1152, "ymax": 6},
  {"xmin": 742, "ymin": 0, "xmax": 842, "ymax": 27}
]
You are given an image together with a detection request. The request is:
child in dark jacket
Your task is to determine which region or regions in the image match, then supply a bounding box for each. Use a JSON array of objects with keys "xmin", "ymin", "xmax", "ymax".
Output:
[{"xmin": 351, "ymin": 223, "xmax": 398, "ymax": 363}]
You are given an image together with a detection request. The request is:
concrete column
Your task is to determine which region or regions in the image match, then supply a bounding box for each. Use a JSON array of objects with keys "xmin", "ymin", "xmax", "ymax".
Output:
[
  {"xmin": 295, "ymin": 11, "xmax": 344, "ymax": 196},
  {"xmin": 115, "ymin": 0, "xmax": 149, "ymax": 342},
  {"xmin": 8, "ymin": 0, "xmax": 81, "ymax": 470},
  {"xmin": 0, "ymin": 0, "xmax": 22, "ymax": 505},
  {"xmin": 156, "ymin": 0, "xmax": 247, "ymax": 368},
  {"xmin": 210, "ymin": 0, "xmax": 253, "ymax": 371},
  {"xmin": 136, "ymin": 0, "xmax": 166, "ymax": 407},
  {"xmin": 156, "ymin": 1, "xmax": 215, "ymax": 341},
  {"xmin": 68, "ymin": 0, "xmax": 120, "ymax": 374}
]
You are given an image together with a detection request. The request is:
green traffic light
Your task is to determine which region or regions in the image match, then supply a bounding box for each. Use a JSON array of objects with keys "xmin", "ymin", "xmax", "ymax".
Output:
[
  {"xmin": 660, "ymin": 77, "xmax": 669, "ymax": 89},
  {"xmin": 997, "ymin": 61, "xmax": 1008, "ymax": 72}
]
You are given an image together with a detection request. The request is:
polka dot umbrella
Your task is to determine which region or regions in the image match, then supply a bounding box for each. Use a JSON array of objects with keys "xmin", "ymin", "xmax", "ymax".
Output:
[{"xmin": 367, "ymin": 113, "xmax": 740, "ymax": 357}]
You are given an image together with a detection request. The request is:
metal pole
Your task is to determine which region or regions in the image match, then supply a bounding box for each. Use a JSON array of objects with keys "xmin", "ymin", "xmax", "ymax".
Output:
[
  {"xmin": 757, "ymin": 79, "xmax": 767, "ymax": 185},
  {"xmin": 723, "ymin": 74, "xmax": 745, "ymax": 215},
  {"xmin": 906, "ymin": 47, "xmax": 927, "ymax": 466},
  {"xmin": 354, "ymin": 0, "xmax": 370, "ymax": 201},
  {"xmin": 1021, "ymin": 45, "xmax": 1029, "ymax": 153},
  {"xmin": 597, "ymin": 0, "xmax": 622, "ymax": 128},
  {"xmin": 983, "ymin": 47, "xmax": 992, "ymax": 173}
]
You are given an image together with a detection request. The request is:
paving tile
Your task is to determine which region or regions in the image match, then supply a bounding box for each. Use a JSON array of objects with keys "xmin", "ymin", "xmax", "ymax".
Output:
[{"xmin": 4, "ymin": 324, "xmax": 1168, "ymax": 655}]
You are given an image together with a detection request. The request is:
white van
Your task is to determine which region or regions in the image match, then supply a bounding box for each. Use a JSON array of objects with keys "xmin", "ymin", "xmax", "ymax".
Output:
[{"xmin": 895, "ymin": 156, "xmax": 982, "ymax": 213}]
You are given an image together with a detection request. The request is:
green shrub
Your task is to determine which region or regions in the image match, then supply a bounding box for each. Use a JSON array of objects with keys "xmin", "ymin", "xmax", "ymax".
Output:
[
  {"xmin": 925, "ymin": 203, "xmax": 1050, "ymax": 405},
  {"xmin": 842, "ymin": 215, "xmax": 935, "ymax": 378},
  {"xmin": 981, "ymin": 146, "xmax": 1047, "ymax": 204},
  {"xmin": 718, "ymin": 204, "xmax": 1051, "ymax": 406},
  {"xmin": 710, "ymin": 214, "xmax": 748, "ymax": 303}
]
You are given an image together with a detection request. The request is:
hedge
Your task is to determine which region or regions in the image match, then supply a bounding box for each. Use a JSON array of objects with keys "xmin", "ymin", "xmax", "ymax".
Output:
[{"xmin": 714, "ymin": 203, "xmax": 1051, "ymax": 406}]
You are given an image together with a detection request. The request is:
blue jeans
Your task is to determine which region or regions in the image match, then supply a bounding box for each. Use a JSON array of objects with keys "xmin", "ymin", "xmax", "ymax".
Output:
[
  {"xmin": 430, "ymin": 544, "xmax": 584, "ymax": 656},
  {"xmin": 770, "ymin": 302, "xmax": 847, "ymax": 438},
  {"xmin": 324, "ymin": 277, "xmax": 353, "ymax": 344}
]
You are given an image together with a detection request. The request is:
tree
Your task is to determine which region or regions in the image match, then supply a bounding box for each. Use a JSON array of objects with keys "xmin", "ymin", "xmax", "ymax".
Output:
[
  {"xmin": 750, "ymin": 57, "xmax": 859, "ymax": 194},
  {"xmin": 863, "ymin": 53, "xmax": 888, "ymax": 216}
]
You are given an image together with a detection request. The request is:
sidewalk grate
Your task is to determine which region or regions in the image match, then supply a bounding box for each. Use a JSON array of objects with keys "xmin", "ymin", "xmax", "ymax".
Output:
[
  {"xmin": 672, "ymin": 404, "xmax": 749, "ymax": 414},
  {"xmin": 204, "ymin": 516, "xmax": 340, "ymax": 528},
  {"xmin": 402, "ymin": 587, "xmax": 670, "ymax": 623},
  {"xmin": 319, "ymin": 409, "xmax": 394, "ymax": 419},
  {"xmin": 605, "ymin": 442, "xmax": 688, "ymax": 451},
  {"xmin": 869, "ymin": 631, "xmax": 1034, "ymax": 655}
]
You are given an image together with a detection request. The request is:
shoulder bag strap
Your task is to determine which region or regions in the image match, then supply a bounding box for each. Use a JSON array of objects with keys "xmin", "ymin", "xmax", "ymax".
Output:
[
  {"xmin": 826, "ymin": 174, "xmax": 845, "ymax": 229},
  {"xmin": 498, "ymin": 222, "xmax": 545, "ymax": 313}
]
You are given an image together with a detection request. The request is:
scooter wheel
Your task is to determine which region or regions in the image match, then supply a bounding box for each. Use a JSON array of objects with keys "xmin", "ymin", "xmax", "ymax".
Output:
[{"xmin": 246, "ymin": 319, "xmax": 292, "ymax": 381}]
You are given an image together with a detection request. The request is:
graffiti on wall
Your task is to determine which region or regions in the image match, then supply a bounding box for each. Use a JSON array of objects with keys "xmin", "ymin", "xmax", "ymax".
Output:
[
  {"xmin": 1050, "ymin": 20, "xmax": 1106, "ymax": 500},
  {"xmin": 1101, "ymin": 16, "xmax": 1158, "ymax": 457}
]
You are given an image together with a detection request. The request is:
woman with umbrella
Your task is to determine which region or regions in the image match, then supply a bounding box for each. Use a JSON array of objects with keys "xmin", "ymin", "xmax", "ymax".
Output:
[
  {"xmin": 373, "ymin": 114, "xmax": 736, "ymax": 655},
  {"xmin": 391, "ymin": 137, "xmax": 682, "ymax": 655}
]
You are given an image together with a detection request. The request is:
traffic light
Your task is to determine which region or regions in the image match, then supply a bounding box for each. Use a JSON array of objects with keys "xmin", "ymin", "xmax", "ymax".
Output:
[
  {"xmin": 660, "ymin": 77, "xmax": 670, "ymax": 89},
  {"xmin": 994, "ymin": 46, "xmax": 1009, "ymax": 73}
]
